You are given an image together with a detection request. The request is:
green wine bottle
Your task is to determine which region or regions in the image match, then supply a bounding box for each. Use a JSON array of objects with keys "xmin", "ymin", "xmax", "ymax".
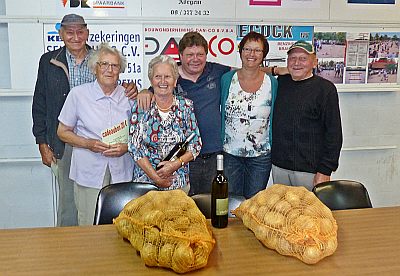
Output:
[{"xmin": 211, "ymin": 154, "xmax": 228, "ymax": 228}]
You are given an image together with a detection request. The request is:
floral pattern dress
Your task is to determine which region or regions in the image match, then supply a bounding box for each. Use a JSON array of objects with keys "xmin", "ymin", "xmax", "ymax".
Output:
[{"xmin": 129, "ymin": 95, "xmax": 202, "ymax": 190}]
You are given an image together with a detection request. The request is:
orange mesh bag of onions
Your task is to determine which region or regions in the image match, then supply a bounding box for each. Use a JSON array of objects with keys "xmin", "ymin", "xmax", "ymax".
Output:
[
  {"xmin": 114, "ymin": 189, "xmax": 215, "ymax": 273},
  {"xmin": 232, "ymin": 184, "xmax": 338, "ymax": 264}
]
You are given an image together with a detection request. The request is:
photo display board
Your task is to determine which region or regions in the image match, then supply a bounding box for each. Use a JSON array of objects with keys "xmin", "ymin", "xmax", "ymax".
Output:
[{"xmin": 10, "ymin": 0, "xmax": 399, "ymax": 91}]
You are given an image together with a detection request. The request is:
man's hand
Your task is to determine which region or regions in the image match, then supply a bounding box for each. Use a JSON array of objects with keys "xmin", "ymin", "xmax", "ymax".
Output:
[
  {"xmin": 38, "ymin": 143, "xmax": 56, "ymax": 167},
  {"xmin": 313, "ymin": 172, "xmax": 330, "ymax": 186},
  {"xmin": 274, "ymin": 66, "xmax": 289, "ymax": 75},
  {"xmin": 102, "ymin": 143, "xmax": 128, "ymax": 157},
  {"xmin": 122, "ymin": 82, "xmax": 138, "ymax": 100},
  {"xmin": 260, "ymin": 66, "xmax": 289, "ymax": 76},
  {"xmin": 137, "ymin": 89, "xmax": 154, "ymax": 110}
]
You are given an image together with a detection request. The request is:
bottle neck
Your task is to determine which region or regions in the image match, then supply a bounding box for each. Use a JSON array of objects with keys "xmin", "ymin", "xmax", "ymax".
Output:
[{"xmin": 216, "ymin": 159, "xmax": 223, "ymax": 171}]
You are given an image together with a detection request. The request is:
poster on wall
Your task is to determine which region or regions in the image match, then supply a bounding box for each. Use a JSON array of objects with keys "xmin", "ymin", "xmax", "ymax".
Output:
[
  {"xmin": 44, "ymin": 23, "xmax": 144, "ymax": 88},
  {"xmin": 249, "ymin": 0, "xmax": 321, "ymax": 8},
  {"xmin": 347, "ymin": 0, "xmax": 395, "ymax": 4},
  {"xmin": 345, "ymin": 32, "xmax": 369, "ymax": 84},
  {"xmin": 249, "ymin": 0, "xmax": 282, "ymax": 5},
  {"xmin": 367, "ymin": 32, "xmax": 399, "ymax": 84},
  {"xmin": 238, "ymin": 0, "xmax": 329, "ymax": 21},
  {"xmin": 236, "ymin": 25, "xmax": 314, "ymax": 67},
  {"xmin": 142, "ymin": 25, "xmax": 237, "ymax": 88},
  {"xmin": 56, "ymin": 0, "xmax": 135, "ymax": 16},
  {"xmin": 314, "ymin": 32, "xmax": 346, "ymax": 84}
]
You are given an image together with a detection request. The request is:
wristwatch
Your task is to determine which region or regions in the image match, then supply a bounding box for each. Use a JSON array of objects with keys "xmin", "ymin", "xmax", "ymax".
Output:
[{"xmin": 178, "ymin": 157, "xmax": 185, "ymax": 167}]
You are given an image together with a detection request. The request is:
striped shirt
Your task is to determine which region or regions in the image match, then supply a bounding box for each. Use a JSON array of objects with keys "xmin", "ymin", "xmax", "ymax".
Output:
[{"xmin": 66, "ymin": 48, "xmax": 95, "ymax": 89}]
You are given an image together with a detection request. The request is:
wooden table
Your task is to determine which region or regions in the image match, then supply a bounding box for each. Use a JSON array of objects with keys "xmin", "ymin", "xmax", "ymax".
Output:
[{"xmin": 1, "ymin": 207, "xmax": 399, "ymax": 275}]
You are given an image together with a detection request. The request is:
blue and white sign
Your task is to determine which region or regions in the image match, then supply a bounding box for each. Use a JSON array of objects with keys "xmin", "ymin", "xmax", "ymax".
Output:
[{"xmin": 44, "ymin": 23, "xmax": 144, "ymax": 88}]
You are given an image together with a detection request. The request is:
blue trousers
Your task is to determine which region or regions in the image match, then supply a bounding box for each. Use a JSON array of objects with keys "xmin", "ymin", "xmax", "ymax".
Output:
[
  {"xmin": 223, "ymin": 152, "xmax": 272, "ymax": 199},
  {"xmin": 188, "ymin": 152, "xmax": 219, "ymax": 196}
]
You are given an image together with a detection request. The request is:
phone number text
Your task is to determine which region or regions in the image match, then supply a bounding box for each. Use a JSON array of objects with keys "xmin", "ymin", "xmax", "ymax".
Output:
[{"xmin": 170, "ymin": 9, "xmax": 210, "ymax": 16}]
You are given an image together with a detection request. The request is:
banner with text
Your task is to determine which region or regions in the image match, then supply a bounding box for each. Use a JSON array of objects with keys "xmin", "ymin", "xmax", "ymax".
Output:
[
  {"xmin": 143, "ymin": 25, "xmax": 237, "ymax": 87},
  {"xmin": 44, "ymin": 23, "xmax": 144, "ymax": 88},
  {"xmin": 142, "ymin": 0, "xmax": 235, "ymax": 18},
  {"xmin": 56, "ymin": 0, "xmax": 134, "ymax": 16},
  {"xmin": 237, "ymin": 25, "xmax": 314, "ymax": 67}
]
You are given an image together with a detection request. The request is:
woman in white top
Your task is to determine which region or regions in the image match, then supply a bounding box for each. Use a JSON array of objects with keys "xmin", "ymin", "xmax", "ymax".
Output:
[
  {"xmin": 57, "ymin": 43, "xmax": 134, "ymax": 225},
  {"xmin": 220, "ymin": 31, "xmax": 278, "ymax": 199}
]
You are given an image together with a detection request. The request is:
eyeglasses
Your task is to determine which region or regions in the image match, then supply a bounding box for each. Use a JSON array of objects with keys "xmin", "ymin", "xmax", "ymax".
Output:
[
  {"xmin": 97, "ymin": 61, "xmax": 121, "ymax": 72},
  {"xmin": 242, "ymin": 47, "xmax": 264, "ymax": 55}
]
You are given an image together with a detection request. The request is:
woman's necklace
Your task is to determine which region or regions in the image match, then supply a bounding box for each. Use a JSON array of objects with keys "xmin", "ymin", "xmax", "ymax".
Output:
[{"xmin": 156, "ymin": 97, "xmax": 174, "ymax": 112}]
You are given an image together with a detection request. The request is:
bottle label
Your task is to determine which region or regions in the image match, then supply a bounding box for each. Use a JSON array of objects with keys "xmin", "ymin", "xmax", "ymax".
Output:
[{"xmin": 216, "ymin": 198, "xmax": 228, "ymax": 216}]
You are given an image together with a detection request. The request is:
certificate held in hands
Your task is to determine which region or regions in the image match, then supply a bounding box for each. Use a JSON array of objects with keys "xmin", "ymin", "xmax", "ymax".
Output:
[{"xmin": 101, "ymin": 119, "xmax": 129, "ymax": 145}]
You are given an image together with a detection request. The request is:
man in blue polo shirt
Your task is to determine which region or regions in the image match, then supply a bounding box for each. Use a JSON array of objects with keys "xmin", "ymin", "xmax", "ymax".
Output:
[{"xmin": 174, "ymin": 32, "xmax": 230, "ymax": 195}]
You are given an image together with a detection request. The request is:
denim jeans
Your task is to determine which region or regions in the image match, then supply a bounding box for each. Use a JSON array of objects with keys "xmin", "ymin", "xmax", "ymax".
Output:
[
  {"xmin": 188, "ymin": 152, "xmax": 219, "ymax": 196},
  {"xmin": 223, "ymin": 152, "xmax": 272, "ymax": 199}
]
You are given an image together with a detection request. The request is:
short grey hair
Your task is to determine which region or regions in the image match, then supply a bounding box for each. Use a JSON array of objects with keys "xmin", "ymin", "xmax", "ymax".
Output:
[
  {"xmin": 148, "ymin": 55, "xmax": 179, "ymax": 80},
  {"xmin": 88, "ymin": 43, "xmax": 127, "ymax": 73}
]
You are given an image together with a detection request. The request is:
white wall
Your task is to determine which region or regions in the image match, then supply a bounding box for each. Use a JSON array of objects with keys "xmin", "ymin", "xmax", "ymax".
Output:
[
  {"xmin": 0, "ymin": 23, "xmax": 10, "ymax": 88},
  {"xmin": 334, "ymin": 91, "xmax": 400, "ymax": 207},
  {"xmin": 0, "ymin": 97, "xmax": 56, "ymax": 228}
]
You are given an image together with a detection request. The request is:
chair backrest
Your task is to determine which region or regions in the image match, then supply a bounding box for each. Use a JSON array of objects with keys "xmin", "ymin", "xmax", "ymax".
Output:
[
  {"xmin": 191, "ymin": 194, "xmax": 246, "ymax": 219},
  {"xmin": 93, "ymin": 182, "xmax": 158, "ymax": 225},
  {"xmin": 312, "ymin": 180, "xmax": 373, "ymax": 210}
]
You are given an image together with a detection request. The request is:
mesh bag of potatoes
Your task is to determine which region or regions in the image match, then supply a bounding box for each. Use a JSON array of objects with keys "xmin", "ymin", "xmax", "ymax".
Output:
[
  {"xmin": 232, "ymin": 184, "xmax": 338, "ymax": 264},
  {"xmin": 113, "ymin": 189, "xmax": 215, "ymax": 273}
]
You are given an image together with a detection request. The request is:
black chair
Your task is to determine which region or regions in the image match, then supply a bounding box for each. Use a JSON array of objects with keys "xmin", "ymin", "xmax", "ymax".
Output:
[
  {"xmin": 93, "ymin": 182, "xmax": 158, "ymax": 225},
  {"xmin": 312, "ymin": 180, "xmax": 373, "ymax": 211},
  {"xmin": 191, "ymin": 193, "xmax": 246, "ymax": 218}
]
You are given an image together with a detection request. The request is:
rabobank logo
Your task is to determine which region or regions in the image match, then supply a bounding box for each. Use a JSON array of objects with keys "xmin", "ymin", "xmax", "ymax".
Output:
[{"xmin": 61, "ymin": 0, "xmax": 126, "ymax": 8}]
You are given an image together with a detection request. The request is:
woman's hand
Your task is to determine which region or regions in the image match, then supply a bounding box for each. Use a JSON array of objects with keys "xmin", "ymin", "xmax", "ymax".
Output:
[
  {"xmin": 154, "ymin": 175, "xmax": 174, "ymax": 188},
  {"xmin": 156, "ymin": 160, "xmax": 181, "ymax": 179},
  {"xmin": 136, "ymin": 157, "xmax": 174, "ymax": 188},
  {"xmin": 86, "ymin": 139, "xmax": 110, "ymax": 153},
  {"xmin": 103, "ymin": 143, "xmax": 128, "ymax": 157}
]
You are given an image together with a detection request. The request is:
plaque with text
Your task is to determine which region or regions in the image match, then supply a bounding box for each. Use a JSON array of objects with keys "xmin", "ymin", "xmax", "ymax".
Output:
[{"xmin": 142, "ymin": 0, "xmax": 235, "ymax": 18}]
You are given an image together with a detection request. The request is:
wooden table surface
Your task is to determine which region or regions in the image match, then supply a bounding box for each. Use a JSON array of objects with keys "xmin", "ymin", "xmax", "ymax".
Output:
[{"xmin": 1, "ymin": 206, "xmax": 399, "ymax": 275}]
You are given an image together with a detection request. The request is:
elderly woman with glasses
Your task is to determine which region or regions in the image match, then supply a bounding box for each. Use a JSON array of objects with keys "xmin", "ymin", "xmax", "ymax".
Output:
[
  {"xmin": 57, "ymin": 43, "xmax": 134, "ymax": 225},
  {"xmin": 220, "ymin": 31, "xmax": 278, "ymax": 199},
  {"xmin": 129, "ymin": 55, "xmax": 202, "ymax": 193}
]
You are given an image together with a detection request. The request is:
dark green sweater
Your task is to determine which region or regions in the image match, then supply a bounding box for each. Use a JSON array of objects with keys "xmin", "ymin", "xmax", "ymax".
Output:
[{"xmin": 271, "ymin": 74, "xmax": 342, "ymax": 176}]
